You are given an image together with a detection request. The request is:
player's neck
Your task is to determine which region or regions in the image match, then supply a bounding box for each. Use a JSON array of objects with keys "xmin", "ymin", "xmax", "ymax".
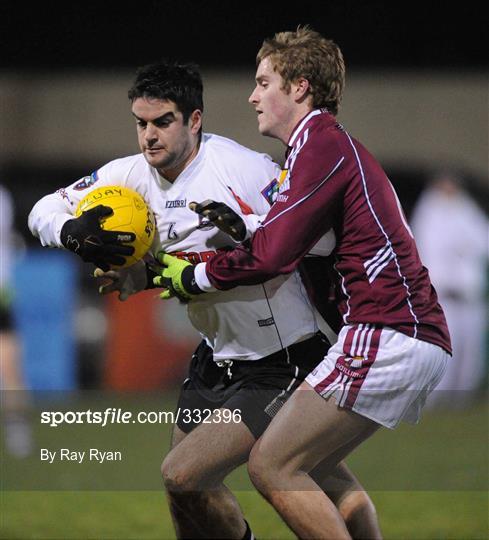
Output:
[
  {"xmin": 281, "ymin": 105, "xmax": 314, "ymax": 146},
  {"xmin": 281, "ymin": 106, "xmax": 314, "ymax": 146},
  {"xmin": 158, "ymin": 140, "xmax": 201, "ymax": 183}
]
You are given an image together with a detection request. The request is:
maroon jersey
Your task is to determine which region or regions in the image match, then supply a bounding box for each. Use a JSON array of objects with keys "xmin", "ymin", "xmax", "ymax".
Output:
[{"xmin": 206, "ymin": 109, "xmax": 451, "ymax": 354}]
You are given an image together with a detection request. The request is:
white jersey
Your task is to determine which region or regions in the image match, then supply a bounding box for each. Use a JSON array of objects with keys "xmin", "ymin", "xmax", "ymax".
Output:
[{"xmin": 29, "ymin": 133, "xmax": 325, "ymax": 361}]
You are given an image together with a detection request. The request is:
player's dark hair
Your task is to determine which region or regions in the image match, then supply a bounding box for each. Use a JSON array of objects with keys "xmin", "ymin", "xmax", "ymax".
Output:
[{"xmin": 128, "ymin": 60, "xmax": 204, "ymax": 124}]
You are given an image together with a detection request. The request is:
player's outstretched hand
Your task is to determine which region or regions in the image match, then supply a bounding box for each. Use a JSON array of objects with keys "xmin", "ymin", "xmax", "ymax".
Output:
[
  {"xmin": 94, "ymin": 259, "xmax": 148, "ymax": 301},
  {"xmin": 153, "ymin": 252, "xmax": 203, "ymax": 303},
  {"xmin": 189, "ymin": 200, "xmax": 246, "ymax": 242},
  {"xmin": 60, "ymin": 206, "xmax": 135, "ymax": 271}
]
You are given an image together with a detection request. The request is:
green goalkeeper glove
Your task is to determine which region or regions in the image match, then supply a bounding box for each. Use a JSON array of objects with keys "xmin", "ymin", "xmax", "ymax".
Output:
[{"xmin": 153, "ymin": 253, "xmax": 204, "ymax": 302}]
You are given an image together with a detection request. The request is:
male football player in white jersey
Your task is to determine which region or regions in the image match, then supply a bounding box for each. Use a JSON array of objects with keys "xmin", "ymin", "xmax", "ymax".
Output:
[
  {"xmin": 29, "ymin": 61, "xmax": 381, "ymax": 539},
  {"xmin": 158, "ymin": 29, "xmax": 451, "ymax": 539}
]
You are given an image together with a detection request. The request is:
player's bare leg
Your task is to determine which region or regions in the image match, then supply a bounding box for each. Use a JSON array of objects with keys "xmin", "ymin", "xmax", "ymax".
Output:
[
  {"xmin": 314, "ymin": 461, "xmax": 382, "ymax": 539},
  {"xmin": 165, "ymin": 416, "xmax": 380, "ymax": 539},
  {"xmin": 162, "ymin": 414, "xmax": 256, "ymax": 539},
  {"xmin": 248, "ymin": 381, "xmax": 379, "ymax": 539},
  {"xmin": 165, "ymin": 425, "xmax": 206, "ymax": 538}
]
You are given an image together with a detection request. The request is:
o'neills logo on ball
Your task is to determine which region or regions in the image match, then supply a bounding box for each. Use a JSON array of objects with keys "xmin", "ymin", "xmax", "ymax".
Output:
[{"xmin": 145, "ymin": 210, "xmax": 155, "ymax": 238}]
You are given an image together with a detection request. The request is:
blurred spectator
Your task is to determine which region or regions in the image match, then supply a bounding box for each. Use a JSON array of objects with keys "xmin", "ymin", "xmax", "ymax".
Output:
[
  {"xmin": 0, "ymin": 184, "xmax": 33, "ymax": 457},
  {"xmin": 410, "ymin": 171, "xmax": 488, "ymax": 407}
]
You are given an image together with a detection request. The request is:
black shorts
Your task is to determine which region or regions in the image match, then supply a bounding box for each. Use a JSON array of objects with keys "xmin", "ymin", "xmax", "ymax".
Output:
[{"xmin": 175, "ymin": 332, "xmax": 331, "ymax": 439}]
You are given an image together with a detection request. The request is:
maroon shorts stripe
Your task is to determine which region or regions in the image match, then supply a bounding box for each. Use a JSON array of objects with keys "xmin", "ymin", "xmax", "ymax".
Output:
[
  {"xmin": 342, "ymin": 325, "xmax": 358, "ymax": 355},
  {"xmin": 313, "ymin": 361, "xmax": 342, "ymax": 394},
  {"xmin": 344, "ymin": 326, "xmax": 382, "ymax": 408},
  {"xmin": 314, "ymin": 325, "xmax": 359, "ymax": 394}
]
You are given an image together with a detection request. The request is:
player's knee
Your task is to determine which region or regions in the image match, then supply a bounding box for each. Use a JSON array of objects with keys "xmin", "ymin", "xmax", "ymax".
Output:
[
  {"xmin": 161, "ymin": 452, "xmax": 200, "ymax": 492},
  {"xmin": 247, "ymin": 444, "xmax": 277, "ymax": 496},
  {"xmin": 338, "ymin": 489, "xmax": 378, "ymax": 526}
]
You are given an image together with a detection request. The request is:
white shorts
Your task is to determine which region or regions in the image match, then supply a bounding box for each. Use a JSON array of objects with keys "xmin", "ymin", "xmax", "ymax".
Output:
[{"xmin": 306, "ymin": 324, "xmax": 449, "ymax": 429}]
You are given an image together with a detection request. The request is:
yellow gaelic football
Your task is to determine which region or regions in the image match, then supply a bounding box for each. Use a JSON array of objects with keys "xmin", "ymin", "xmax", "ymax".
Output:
[{"xmin": 75, "ymin": 185, "xmax": 156, "ymax": 268}]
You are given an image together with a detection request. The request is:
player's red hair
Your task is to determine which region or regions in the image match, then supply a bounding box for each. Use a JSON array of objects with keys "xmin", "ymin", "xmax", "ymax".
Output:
[{"xmin": 257, "ymin": 26, "xmax": 345, "ymax": 116}]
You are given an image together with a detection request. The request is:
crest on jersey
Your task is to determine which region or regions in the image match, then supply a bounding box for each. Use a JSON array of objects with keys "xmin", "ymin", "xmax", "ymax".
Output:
[
  {"xmin": 73, "ymin": 171, "xmax": 99, "ymax": 191},
  {"xmin": 261, "ymin": 169, "xmax": 289, "ymax": 205}
]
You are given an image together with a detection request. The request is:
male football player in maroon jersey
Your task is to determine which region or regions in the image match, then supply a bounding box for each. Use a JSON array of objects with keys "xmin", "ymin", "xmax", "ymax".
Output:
[{"xmin": 158, "ymin": 26, "xmax": 451, "ymax": 539}]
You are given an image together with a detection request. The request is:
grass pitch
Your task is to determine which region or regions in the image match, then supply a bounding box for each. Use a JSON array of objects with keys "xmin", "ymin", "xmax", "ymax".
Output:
[{"xmin": 1, "ymin": 394, "xmax": 487, "ymax": 539}]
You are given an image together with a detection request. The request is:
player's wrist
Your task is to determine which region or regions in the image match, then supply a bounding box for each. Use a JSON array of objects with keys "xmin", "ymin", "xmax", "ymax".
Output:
[
  {"xmin": 240, "ymin": 214, "xmax": 264, "ymax": 242},
  {"xmin": 180, "ymin": 265, "xmax": 204, "ymax": 295},
  {"xmin": 194, "ymin": 262, "xmax": 217, "ymax": 292},
  {"xmin": 60, "ymin": 218, "xmax": 82, "ymax": 253},
  {"xmin": 144, "ymin": 263, "xmax": 160, "ymax": 290},
  {"xmin": 55, "ymin": 214, "xmax": 77, "ymax": 247},
  {"xmin": 153, "ymin": 253, "xmax": 205, "ymax": 301}
]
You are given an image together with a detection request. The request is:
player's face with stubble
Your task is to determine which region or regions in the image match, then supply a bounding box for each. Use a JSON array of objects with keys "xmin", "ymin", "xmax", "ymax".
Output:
[
  {"xmin": 249, "ymin": 57, "xmax": 297, "ymax": 144},
  {"xmin": 132, "ymin": 98, "xmax": 201, "ymax": 179}
]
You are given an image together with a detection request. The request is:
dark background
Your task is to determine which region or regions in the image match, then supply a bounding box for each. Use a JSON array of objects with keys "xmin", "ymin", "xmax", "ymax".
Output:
[
  {"xmin": 1, "ymin": 1, "xmax": 486, "ymax": 71},
  {"xmin": 1, "ymin": 1, "xmax": 487, "ymax": 243}
]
